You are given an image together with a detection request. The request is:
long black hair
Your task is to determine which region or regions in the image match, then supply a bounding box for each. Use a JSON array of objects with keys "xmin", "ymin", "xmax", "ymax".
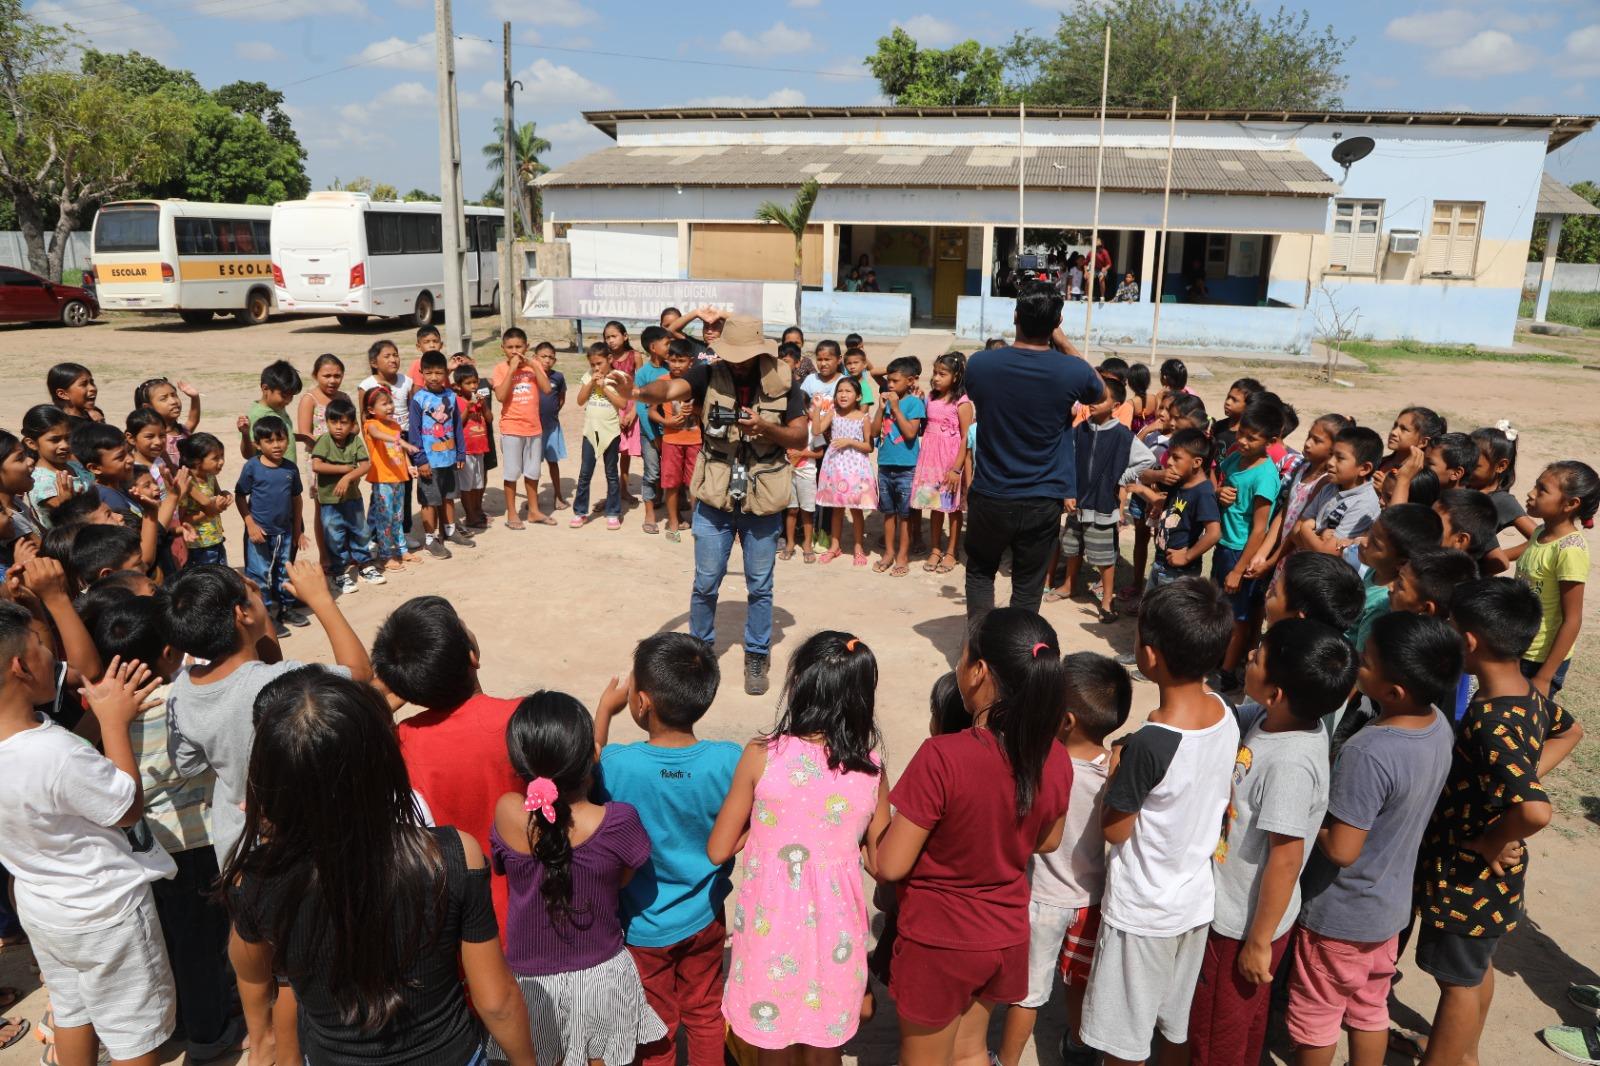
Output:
[
  {"xmin": 504, "ymin": 691, "xmax": 596, "ymax": 927},
  {"xmin": 767, "ymin": 630, "xmax": 882, "ymax": 777},
  {"xmin": 221, "ymin": 668, "xmax": 443, "ymax": 1033},
  {"xmin": 965, "ymin": 608, "xmax": 1069, "ymax": 818}
]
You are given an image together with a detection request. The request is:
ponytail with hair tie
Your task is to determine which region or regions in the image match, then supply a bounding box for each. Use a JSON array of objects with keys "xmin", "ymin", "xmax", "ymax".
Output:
[{"xmin": 967, "ymin": 609, "xmax": 1070, "ymax": 818}]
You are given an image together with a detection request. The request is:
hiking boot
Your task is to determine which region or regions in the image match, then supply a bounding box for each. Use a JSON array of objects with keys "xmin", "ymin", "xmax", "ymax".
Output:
[
  {"xmin": 744, "ymin": 652, "xmax": 770, "ymax": 696},
  {"xmin": 425, "ymin": 538, "xmax": 453, "ymax": 560}
]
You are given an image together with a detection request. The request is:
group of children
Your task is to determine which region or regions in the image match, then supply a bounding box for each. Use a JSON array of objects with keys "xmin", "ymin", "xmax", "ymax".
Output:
[{"xmin": 0, "ymin": 326, "xmax": 1595, "ymax": 1066}]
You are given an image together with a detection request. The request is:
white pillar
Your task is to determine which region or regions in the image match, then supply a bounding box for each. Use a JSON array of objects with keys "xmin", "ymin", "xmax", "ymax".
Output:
[
  {"xmin": 677, "ymin": 221, "xmax": 690, "ymax": 280},
  {"xmin": 979, "ymin": 224, "xmax": 996, "ymax": 338},
  {"xmin": 821, "ymin": 221, "xmax": 838, "ymax": 292},
  {"xmin": 1140, "ymin": 228, "xmax": 1157, "ymax": 304},
  {"xmin": 1535, "ymin": 215, "xmax": 1564, "ymax": 323}
]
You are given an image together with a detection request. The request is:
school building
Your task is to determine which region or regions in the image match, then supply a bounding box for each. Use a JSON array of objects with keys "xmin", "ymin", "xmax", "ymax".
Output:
[{"xmin": 535, "ymin": 106, "xmax": 1597, "ymax": 352}]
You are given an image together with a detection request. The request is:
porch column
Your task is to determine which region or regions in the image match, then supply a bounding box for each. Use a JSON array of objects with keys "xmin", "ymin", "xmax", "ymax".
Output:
[
  {"xmin": 821, "ymin": 221, "xmax": 838, "ymax": 292},
  {"xmin": 1535, "ymin": 215, "xmax": 1564, "ymax": 323},
  {"xmin": 541, "ymin": 217, "xmax": 555, "ymax": 243},
  {"xmin": 980, "ymin": 224, "xmax": 995, "ymax": 297},
  {"xmin": 1140, "ymin": 228, "xmax": 1157, "ymax": 304},
  {"xmin": 676, "ymin": 221, "xmax": 690, "ymax": 280}
]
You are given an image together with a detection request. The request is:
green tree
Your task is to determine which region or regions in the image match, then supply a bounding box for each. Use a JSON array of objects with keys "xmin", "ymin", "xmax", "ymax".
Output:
[
  {"xmin": 327, "ymin": 176, "xmax": 398, "ymax": 200},
  {"xmin": 0, "ymin": 7, "xmax": 193, "ymax": 279},
  {"xmin": 1005, "ymin": 0, "xmax": 1348, "ymax": 109},
  {"xmin": 483, "ymin": 119, "xmax": 550, "ymax": 237},
  {"xmin": 865, "ymin": 27, "xmax": 1005, "ymax": 106},
  {"xmin": 402, "ymin": 188, "xmax": 440, "ymax": 202},
  {"xmin": 1529, "ymin": 181, "xmax": 1600, "ymax": 264},
  {"xmin": 755, "ymin": 178, "xmax": 820, "ymax": 325},
  {"xmin": 81, "ymin": 49, "xmax": 204, "ymax": 101},
  {"xmin": 181, "ymin": 99, "xmax": 308, "ymax": 204},
  {"xmin": 213, "ymin": 80, "xmax": 305, "ymax": 164}
]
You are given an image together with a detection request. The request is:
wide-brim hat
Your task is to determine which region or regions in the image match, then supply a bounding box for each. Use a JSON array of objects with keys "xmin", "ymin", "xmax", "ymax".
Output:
[{"xmin": 712, "ymin": 315, "xmax": 774, "ymax": 364}]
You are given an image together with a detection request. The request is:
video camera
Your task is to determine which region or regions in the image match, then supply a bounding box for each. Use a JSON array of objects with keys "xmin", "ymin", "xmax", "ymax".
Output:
[{"xmin": 705, "ymin": 401, "xmax": 741, "ymax": 438}]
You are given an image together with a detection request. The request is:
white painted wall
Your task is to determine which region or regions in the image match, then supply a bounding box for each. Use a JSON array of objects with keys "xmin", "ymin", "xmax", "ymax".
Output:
[{"xmin": 567, "ymin": 223, "xmax": 677, "ymax": 278}]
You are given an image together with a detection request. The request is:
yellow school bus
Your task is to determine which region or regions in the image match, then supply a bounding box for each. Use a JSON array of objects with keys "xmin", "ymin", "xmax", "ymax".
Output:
[{"xmin": 88, "ymin": 200, "xmax": 276, "ymax": 325}]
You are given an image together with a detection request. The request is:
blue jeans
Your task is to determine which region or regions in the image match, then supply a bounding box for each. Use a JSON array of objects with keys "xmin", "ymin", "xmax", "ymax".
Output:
[
  {"xmin": 1146, "ymin": 558, "xmax": 1202, "ymax": 589},
  {"xmin": 1521, "ymin": 656, "xmax": 1571, "ymax": 695},
  {"xmin": 187, "ymin": 543, "xmax": 228, "ymax": 568},
  {"xmin": 244, "ymin": 530, "xmax": 300, "ymax": 612},
  {"xmin": 691, "ymin": 503, "xmax": 781, "ymax": 655},
  {"xmin": 576, "ymin": 437, "xmax": 621, "ymax": 517},
  {"xmin": 320, "ymin": 500, "xmax": 372, "ymax": 568}
]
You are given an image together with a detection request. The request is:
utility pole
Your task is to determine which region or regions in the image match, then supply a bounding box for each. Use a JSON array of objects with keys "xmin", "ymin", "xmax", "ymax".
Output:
[
  {"xmin": 435, "ymin": 0, "xmax": 470, "ymax": 355},
  {"xmin": 500, "ymin": 21, "xmax": 516, "ymax": 334}
]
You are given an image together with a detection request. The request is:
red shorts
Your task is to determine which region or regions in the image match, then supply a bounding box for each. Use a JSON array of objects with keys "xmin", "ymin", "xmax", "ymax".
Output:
[
  {"xmin": 890, "ymin": 935, "xmax": 1028, "ymax": 1030},
  {"xmin": 661, "ymin": 441, "xmax": 701, "ymax": 489},
  {"xmin": 1057, "ymin": 904, "xmax": 1102, "ymax": 988}
]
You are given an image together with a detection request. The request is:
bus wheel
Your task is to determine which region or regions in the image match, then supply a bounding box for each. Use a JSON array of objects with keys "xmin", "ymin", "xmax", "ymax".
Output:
[
  {"xmin": 336, "ymin": 314, "xmax": 368, "ymax": 328},
  {"xmin": 178, "ymin": 310, "xmax": 213, "ymax": 326},
  {"xmin": 59, "ymin": 300, "xmax": 92, "ymax": 327},
  {"xmin": 235, "ymin": 289, "xmax": 271, "ymax": 325},
  {"xmin": 411, "ymin": 292, "xmax": 435, "ymax": 327}
]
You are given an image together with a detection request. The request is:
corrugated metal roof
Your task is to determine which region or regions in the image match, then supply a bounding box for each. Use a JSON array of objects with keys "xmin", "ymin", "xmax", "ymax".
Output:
[
  {"xmin": 538, "ymin": 144, "xmax": 1340, "ymax": 198},
  {"xmin": 1538, "ymin": 173, "xmax": 1600, "ymax": 216},
  {"xmin": 581, "ymin": 107, "xmax": 1598, "ymax": 151}
]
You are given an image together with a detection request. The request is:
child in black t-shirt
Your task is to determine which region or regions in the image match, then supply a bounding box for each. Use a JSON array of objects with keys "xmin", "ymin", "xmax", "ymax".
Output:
[{"xmin": 1136, "ymin": 428, "xmax": 1220, "ymax": 589}]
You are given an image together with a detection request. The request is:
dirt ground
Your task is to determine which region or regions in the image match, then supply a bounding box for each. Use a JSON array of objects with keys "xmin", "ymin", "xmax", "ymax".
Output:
[{"xmin": 0, "ymin": 310, "xmax": 1596, "ymax": 1066}]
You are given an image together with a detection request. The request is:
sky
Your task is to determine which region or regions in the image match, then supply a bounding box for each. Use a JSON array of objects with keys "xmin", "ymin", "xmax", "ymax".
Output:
[{"xmin": 26, "ymin": 0, "xmax": 1600, "ymax": 199}]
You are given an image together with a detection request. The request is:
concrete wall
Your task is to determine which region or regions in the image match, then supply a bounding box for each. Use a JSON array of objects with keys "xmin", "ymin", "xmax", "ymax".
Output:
[
  {"xmin": 799, "ymin": 291, "xmax": 911, "ymax": 335},
  {"xmin": 0, "ymin": 232, "xmax": 91, "ymax": 274},
  {"xmin": 567, "ymin": 224, "xmax": 676, "ymax": 279},
  {"xmin": 1522, "ymin": 261, "xmax": 1600, "ymax": 294},
  {"xmin": 955, "ymin": 295, "xmax": 1313, "ymax": 354}
]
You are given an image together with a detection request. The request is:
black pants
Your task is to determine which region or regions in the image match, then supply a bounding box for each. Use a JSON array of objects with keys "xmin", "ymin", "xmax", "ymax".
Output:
[
  {"xmin": 963, "ymin": 491, "xmax": 1063, "ymax": 620},
  {"xmin": 153, "ymin": 846, "xmax": 239, "ymax": 1057}
]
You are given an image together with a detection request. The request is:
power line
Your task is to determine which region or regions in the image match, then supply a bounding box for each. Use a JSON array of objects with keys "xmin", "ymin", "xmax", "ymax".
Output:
[
  {"xmin": 53, "ymin": 0, "xmax": 285, "ymax": 32},
  {"xmin": 274, "ymin": 40, "xmax": 434, "ymax": 89},
  {"xmin": 456, "ymin": 34, "xmax": 876, "ymax": 80}
]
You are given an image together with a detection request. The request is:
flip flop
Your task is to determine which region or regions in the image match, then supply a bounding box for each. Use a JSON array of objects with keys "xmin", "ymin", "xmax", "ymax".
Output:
[
  {"xmin": 935, "ymin": 557, "xmax": 958, "ymax": 574},
  {"xmin": 891, "ymin": 564, "xmax": 910, "ymax": 577},
  {"xmin": 531, "ymin": 515, "xmax": 557, "ymax": 526},
  {"xmin": 504, "ymin": 518, "xmax": 527, "ymax": 530},
  {"xmin": 0, "ymin": 1018, "xmax": 26, "ymax": 1053},
  {"xmin": 666, "ymin": 530, "xmax": 682, "ymax": 543},
  {"xmin": 802, "ymin": 550, "xmax": 816, "ymax": 564},
  {"xmin": 554, "ymin": 500, "xmax": 571, "ymax": 511},
  {"xmin": 1388, "ymin": 1027, "xmax": 1426, "ymax": 1060},
  {"xmin": 922, "ymin": 552, "xmax": 943, "ymax": 572},
  {"xmin": 853, "ymin": 552, "xmax": 871, "ymax": 566},
  {"xmin": 642, "ymin": 523, "xmax": 660, "ymax": 535},
  {"xmin": 779, "ymin": 547, "xmax": 796, "ymax": 561},
  {"xmin": 1042, "ymin": 587, "xmax": 1073, "ymax": 603},
  {"xmin": 872, "ymin": 558, "xmax": 892, "ymax": 574},
  {"xmin": 818, "ymin": 549, "xmax": 842, "ymax": 565}
]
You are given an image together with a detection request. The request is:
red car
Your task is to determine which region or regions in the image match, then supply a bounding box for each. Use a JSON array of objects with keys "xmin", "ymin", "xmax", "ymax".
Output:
[{"xmin": 0, "ymin": 265, "xmax": 98, "ymax": 326}]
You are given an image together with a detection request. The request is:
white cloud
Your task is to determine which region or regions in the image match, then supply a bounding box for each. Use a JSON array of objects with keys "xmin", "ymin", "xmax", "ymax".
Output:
[
  {"xmin": 1384, "ymin": 9, "xmax": 1479, "ymax": 46},
  {"xmin": 460, "ymin": 58, "xmax": 614, "ymax": 111},
  {"xmin": 719, "ymin": 22, "xmax": 816, "ymax": 56},
  {"xmin": 893, "ymin": 15, "xmax": 961, "ymax": 46},
  {"xmin": 234, "ymin": 40, "xmax": 283, "ymax": 62},
  {"xmin": 337, "ymin": 81, "xmax": 434, "ymax": 128},
  {"xmin": 1425, "ymin": 31, "xmax": 1538, "ymax": 77},
  {"xmin": 352, "ymin": 33, "xmax": 494, "ymax": 73},
  {"xmin": 32, "ymin": 0, "xmax": 177, "ymax": 57},
  {"xmin": 542, "ymin": 117, "xmax": 614, "ymax": 166},
  {"xmin": 486, "ymin": 0, "xmax": 594, "ymax": 26},
  {"xmin": 1556, "ymin": 25, "xmax": 1600, "ymax": 79},
  {"xmin": 789, "ymin": 0, "xmax": 822, "ymax": 6},
  {"xmin": 205, "ymin": 0, "xmax": 365, "ymax": 21},
  {"xmin": 686, "ymin": 88, "xmax": 807, "ymax": 107}
]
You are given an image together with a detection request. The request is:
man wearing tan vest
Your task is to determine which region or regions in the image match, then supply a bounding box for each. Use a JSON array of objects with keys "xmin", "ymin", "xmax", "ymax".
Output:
[{"xmin": 628, "ymin": 314, "xmax": 810, "ymax": 694}]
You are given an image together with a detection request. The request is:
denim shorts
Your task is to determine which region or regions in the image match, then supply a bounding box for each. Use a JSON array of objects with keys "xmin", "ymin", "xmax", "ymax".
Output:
[
  {"xmin": 1520, "ymin": 656, "xmax": 1571, "ymax": 695},
  {"xmin": 1211, "ymin": 544, "xmax": 1258, "ymax": 622},
  {"xmin": 878, "ymin": 466, "xmax": 915, "ymax": 517}
]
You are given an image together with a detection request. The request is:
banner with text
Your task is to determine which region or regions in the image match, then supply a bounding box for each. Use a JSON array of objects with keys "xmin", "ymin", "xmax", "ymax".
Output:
[{"xmin": 522, "ymin": 278, "xmax": 766, "ymax": 321}]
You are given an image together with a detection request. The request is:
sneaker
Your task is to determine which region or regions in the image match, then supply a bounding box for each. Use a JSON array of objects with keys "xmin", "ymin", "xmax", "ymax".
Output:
[
  {"xmin": 1059, "ymin": 1032, "xmax": 1098, "ymax": 1066},
  {"xmin": 606, "ymin": 516, "xmax": 622, "ymax": 530},
  {"xmin": 425, "ymin": 538, "xmax": 453, "ymax": 560},
  {"xmin": 1542, "ymin": 1024, "xmax": 1600, "ymax": 1064},
  {"xmin": 744, "ymin": 652, "xmax": 771, "ymax": 696},
  {"xmin": 272, "ymin": 618, "xmax": 291, "ymax": 639},
  {"xmin": 446, "ymin": 530, "xmax": 476, "ymax": 547},
  {"xmin": 335, "ymin": 573, "xmax": 358, "ymax": 595},
  {"xmin": 358, "ymin": 565, "xmax": 387, "ymax": 585},
  {"xmin": 453, "ymin": 524, "xmax": 477, "ymax": 539},
  {"xmin": 281, "ymin": 608, "xmax": 312, "ymax": 628},
  {"xmin": 1570, "ymin": 984, "xmax": 1600, "ymax": 1019}
]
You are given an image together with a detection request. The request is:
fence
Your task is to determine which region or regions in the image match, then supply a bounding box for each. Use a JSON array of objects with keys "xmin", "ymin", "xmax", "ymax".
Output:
[
  {"xmin": 1523, "ymin": 262, "xmax": 1600, "ymax": 294},
  {"xmin": 0, "ymin": 231, "xmax": 92, "ymax": 274}
]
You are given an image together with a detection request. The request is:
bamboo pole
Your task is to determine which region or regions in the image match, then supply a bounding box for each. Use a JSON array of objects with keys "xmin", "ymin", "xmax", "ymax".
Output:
[
  {"xmin": 1148, "ymin": 95, "xmax": 1178, "ymax": 364},
  {"xmin": 1082, "ymin": 24, "xmax": 1110, "ymax": 354}
]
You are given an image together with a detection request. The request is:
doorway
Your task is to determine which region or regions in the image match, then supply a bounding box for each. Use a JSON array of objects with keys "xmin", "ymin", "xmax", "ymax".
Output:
[{"xmin": 932, "ymin": 227, "xmax": 968, "ymax": 320}]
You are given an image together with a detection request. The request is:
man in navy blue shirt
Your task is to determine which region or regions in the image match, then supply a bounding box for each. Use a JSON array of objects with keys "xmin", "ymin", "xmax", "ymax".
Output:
[{"xmin": 963, "ymin": 282, "xmax": 1104, "ymax": 619}]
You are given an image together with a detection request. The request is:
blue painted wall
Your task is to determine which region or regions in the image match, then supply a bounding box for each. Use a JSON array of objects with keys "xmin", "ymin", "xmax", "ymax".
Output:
[
  {"xmin": 798, "ymin": 291, "xmax": 912, "ymax": 336},
  {"xmin": 1288, "ymin": 280, "xmax": 1521, "ymax": 348},
  {"xmin": 955, "ymin": 296, "xmax": 1313, "ymax": 354}
]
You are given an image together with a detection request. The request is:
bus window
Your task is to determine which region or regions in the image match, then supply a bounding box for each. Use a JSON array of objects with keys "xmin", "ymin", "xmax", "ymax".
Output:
[
  {"xmin": 252, "ymin": 221, "xmax": 271, "ymax": 254},
  {"xmin": 215, "ymin": 222, "xmax": 237, "ymax": 254},
  {"xmin": 176, "ymin": 217, "xmax": 215, "ymax": 255},
  {"xmin": 94, "ymin": 206, "xmax": 160, "ymax": 252},
  {"xmin": 478, "ymin": 218, "xmax": 496, "ymax": 253},
  {"xmin": 463, "ymin": 218, "xmax": 476, "ymax": 252},
  {"xmin": 232, "ymin": 221, "xmax": 257, "ymax": 254},
  {"xmin": 401, "ymin": 214, "xmax": 424, "ymax": 254},
  {"xmin": 421, "ymin": 214, "xmax": 442, "ymax": 253}
]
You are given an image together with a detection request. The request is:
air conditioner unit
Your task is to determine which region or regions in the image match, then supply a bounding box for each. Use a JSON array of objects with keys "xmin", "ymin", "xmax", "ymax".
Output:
[{"xmin": 1389, "ymin": 230, "xmax": 1420, "ymax": 255}]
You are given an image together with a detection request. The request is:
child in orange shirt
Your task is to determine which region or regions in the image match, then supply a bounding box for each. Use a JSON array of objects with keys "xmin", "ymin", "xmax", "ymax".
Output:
[
  {"xmin": 362, "ymin": 386, "xmax": 420, "ymax": 571},
  {"xmin": 657, "ymin": 339, "xmax": 703, "ymax": 542}
]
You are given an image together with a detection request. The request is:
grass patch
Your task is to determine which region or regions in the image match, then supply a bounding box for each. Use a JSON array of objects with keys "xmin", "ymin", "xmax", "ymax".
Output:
[
  {"xmin": 61, "ymin": 269, "xmax": 83, "ymax": 286},
  {"xmin": 1342, "ymin": 338, "xmax": 1577, "ymax": 369},
  {"xmin": 1519, "ymin": 290, "xmax": 1600, "ymax": 329}
]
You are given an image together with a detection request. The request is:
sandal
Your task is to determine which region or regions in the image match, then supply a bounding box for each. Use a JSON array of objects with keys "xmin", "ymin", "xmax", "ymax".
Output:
[
  {"xmin": 504, "ymin": 517, "xmax": 526, "ymax": 530},
  {"xmin": 1097, "ymin": 605, "xmax": 1120, "ymax": 624},
  {"xmin": 666, "ymin": 529, "xmax": 682, "ymax": 543},
  {"xmin": 922, "ymin": 552, "xmax": 943, "ymax": 572},
  {"xmin": 779, "ymin": 546, "xmax": 796, "ymax": 560},
  {"xmin": 0, "ymin": 1017, "xmax": 26, "ymax": 1053},
  {"xmin": 1388, "ymin": 1028, "xmax": 1426, "ymax": 1060},
  {"xmin": 802, "ymin": 550, "xmax": 817, "ymax": 564},
  {"xmin": 642, "ymin": 523, "xmax": 660, "ymax": 535},
  {"xmin": 818, "ymin": 549, "xmax": 842, "ymax": 565},
  {"xmin": 934, "ymin": 556, "xmax": 958, "ymax": 574},
  {"xmin": 1042, "ymin": 586, "xmax": 1073, "ymax": 603},
  {"xmin": 872, "ymin": 558, "xmax": 892, "ymax": 574},
  {"xmin": 530, "ymin": 515, "xmax": 556, "ymax": 526},
  {"xmin": 853, "ymin": 552, "xmax": 870, "ymax": 567},
  {"xmin": 890, "ymin": 564, "xmax": 910, "ymax": 577},
  {"xmin": 554, "ymin": 499, "xmax": 571, "ymax": 511}
]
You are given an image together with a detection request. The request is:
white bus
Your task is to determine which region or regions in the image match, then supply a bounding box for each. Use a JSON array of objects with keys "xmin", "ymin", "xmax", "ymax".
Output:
[
  {"xmin": 270, "ymin": 193, "xmax": 503, "ymax": 328},
  {"xmin": 88, "ymin": 200, "xmax": 276, "ymax": 324}
]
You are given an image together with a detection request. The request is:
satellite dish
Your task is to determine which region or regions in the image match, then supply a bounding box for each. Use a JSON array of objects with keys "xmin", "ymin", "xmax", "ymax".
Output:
[{"xmin": 1331, "ymin": 136, "xmax": 1375, "ymax": 179}]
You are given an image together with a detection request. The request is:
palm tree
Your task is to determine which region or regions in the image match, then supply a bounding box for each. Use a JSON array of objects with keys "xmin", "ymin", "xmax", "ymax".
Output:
[
  {"xmin": 755, "ymin": 178, "xmax": 820, "ymax": 326},
  {"xmin": 482, "ymin": 119, "xmax": 551, "ymax": 238}
]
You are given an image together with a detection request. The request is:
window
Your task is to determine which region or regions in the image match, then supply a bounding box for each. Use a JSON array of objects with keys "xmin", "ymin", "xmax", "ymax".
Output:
[
  {"xmin": 231, "ymin": 221, "xmax": 256, "ymax": 254},
  {"xmin": 175, "ymin": 217, "xmax": 215, "ymax": 255},
  {"xmin": 93, "ymin": 206, "xmax": 159, "ymax": 252},
  {"xmin": 0, "ymin": 267, "xmax": 42, "ymax": 286},
  {"xmin": 364, "ymin": 212, "xmax": 406, "ymax": 255},
  {"xmin": 398, "ymin": 213, "xmax": 441, "ymax": 254},
  {"xmin": 1426, "ymin": 201, "xmax": 1482, "ymax": 277},
  {"xmin": 252, "ymin": 221, "xmax": 271, "ymax": 254},
  {"xmin": 215, "ymin": 222, "xmax": 237, "ymax": 255},
  {"xmin": 1328, "ymin": 199, "xmax": 1383, "ymax": 273}
]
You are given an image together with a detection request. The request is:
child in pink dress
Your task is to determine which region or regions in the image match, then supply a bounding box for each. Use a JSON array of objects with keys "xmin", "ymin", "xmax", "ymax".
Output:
[
  {"xmin": 911, "ymin": 353, "xmax": 974, "ymax": 574},
  {"xmin": 814, "ymin": 377, "xmax": 878, "ymax": 565},
  {"xmin": 709, "ymin": 631, "xmax": 891, "ymax": 1062}
]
